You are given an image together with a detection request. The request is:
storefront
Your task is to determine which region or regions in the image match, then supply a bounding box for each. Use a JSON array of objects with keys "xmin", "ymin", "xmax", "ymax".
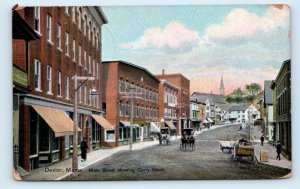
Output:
[{"xmin": 91, "ymin": 115, "xmax": 116, "ymax": 148}]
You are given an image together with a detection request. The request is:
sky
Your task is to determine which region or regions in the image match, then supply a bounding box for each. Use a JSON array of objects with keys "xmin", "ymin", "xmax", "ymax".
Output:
[{"xmin": 101, "ymin": 5, "xmax": 290, "ymax": 95}]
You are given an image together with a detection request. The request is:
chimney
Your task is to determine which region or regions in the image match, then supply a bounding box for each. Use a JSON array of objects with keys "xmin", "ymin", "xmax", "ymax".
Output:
[{"xmin": 162, "ymin": 69, "xmax": 165, "ymax": 75}]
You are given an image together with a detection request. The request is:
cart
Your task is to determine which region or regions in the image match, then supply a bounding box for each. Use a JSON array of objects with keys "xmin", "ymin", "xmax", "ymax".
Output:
[{"xmin": 232, "ymin": 145, "xmax": 255, "ymax": 161}]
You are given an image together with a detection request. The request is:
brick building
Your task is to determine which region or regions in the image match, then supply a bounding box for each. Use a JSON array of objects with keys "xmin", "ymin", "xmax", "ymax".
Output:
[
  {"xmin": 158, "ymin": 79, "xmax": 179, "ymax": 134},
  {"xmin": 270, "ymin": 59, "xmax": 291, "ymax": 160},
  {"xmin": 156, "ymin": 70, "xmax": 190, "ymax": 135},
  {"xmin": 102, "ymin": 61, "xmax": 160, "ymax": 146},
  {"xmin": 13, "ymin": 6, "xmax": 108, "ymax": 171}
]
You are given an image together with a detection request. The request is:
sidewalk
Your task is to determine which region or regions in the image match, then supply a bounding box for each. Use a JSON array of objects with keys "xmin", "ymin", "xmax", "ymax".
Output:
[
  {"xmin": 251, "ymin": 125, "xmax": 291, "ymax": 170},
  {"xmin": 21, "ymin": 140, "xmax": 159, "ymax": 181}
]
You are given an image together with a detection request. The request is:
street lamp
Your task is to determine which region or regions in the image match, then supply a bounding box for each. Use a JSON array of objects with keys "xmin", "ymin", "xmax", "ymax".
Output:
[{"xmin": 71, "ymin": 75, "xmax": 97, "ymax": 171}]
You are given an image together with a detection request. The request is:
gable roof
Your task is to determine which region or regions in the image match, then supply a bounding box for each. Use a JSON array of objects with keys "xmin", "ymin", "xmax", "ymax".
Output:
[
  {"xmin": 191, "ymin": 92, "xmax": 226, "ymax": 104},
  {"xmin": 228, "ymin": 104, "xmax": 249, "ymax": 112},
  {"xmin": 264, "ymin": 80, "xmax": 273, "ymax": 105}
]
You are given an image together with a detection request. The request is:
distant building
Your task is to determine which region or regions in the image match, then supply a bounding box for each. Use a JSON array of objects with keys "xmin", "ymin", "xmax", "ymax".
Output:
[
  {"xmin": 102, "ymin": 61, "xmax": 160, "ymax": 146},
  {"xmin": 264, "ymin": 80, "xmax": 274, "ymax": 141},
  {"xmin": 190, "ymin": 97, "xmax": 203, "ymax": 131},
  {"xmin": 156, "ymin": 70, "xmax": 190, "ymax": 134},
  {"xmin": 158, "ymin": 79, "xmax": 179, "ymax": 134},
  {"xmin": 270, "ymin": 59, "xmax": 291, "ymax": 160}
]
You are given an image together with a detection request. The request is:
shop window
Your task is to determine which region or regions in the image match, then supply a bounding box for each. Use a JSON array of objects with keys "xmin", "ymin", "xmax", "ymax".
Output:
[{"xmin": 105, "ymin": 130, "xmax": 115, "ymax": 141}]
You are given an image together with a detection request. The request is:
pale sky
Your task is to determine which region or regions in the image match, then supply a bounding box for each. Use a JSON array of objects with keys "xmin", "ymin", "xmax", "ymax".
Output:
[{"xmin": 101, "ymin": 5, "xmax": 290, "ymax": 95}]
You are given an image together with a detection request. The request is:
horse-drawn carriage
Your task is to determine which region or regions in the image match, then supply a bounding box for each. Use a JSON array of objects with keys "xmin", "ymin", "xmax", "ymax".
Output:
[
  {"xmin": 159, "ymin": 127, "xmax": 171, "ymax": 145},
  {"xmin": 180, "ymin": 128, "xmax": 195, "ymax": 151}
]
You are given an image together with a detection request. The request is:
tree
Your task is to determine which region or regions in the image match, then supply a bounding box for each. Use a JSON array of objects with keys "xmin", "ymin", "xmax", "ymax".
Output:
[{"xmin": 245, "ymin": 83, "xmax": 262, "ymax": 103}]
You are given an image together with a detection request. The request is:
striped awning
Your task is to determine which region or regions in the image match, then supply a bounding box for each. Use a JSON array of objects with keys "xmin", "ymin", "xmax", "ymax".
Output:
[
  {"xmin": 32, "ymin": 105, "xmax": 81, "ymax": 137},
  {"xmin": 165, "ymin": 121, "xmax": 177, "ymax": 130},
  {"xmin": 150, "ymin": 122, "xmax": 160, "ymax": 133},
  {"xmin": 207, "ymin": 118, "xmax": 214, "ymax": 123},
  {"xmin": 91, "ymin": 115, "xmax": 115, "ymax": 130}
]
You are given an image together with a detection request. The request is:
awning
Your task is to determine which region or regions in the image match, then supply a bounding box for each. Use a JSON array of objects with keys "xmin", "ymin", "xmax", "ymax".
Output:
[
  {"xmin": 202, "ymin": 119, "xmax": 209, "ymax": 124},
  {"xmin": 120, "ymin": 121, "xmax": 131, "ymax": 127},
  {"xmin": 150, "ymin": 122, "xmax": 160, "ymax": 133},
  {"xmin": 207, "ymin": 118, "xmax": 214, "ymax": 123},
  {"xmin": 32, "ymin": 105, "xmax": 81, "ymax": 137},
  {"xmin": 165, "ymin": 121, "xmax": 177, "ymax": 130},
  {"xmin": 91, "ymin": 115, "xmax": 115, "ymax": 130}
]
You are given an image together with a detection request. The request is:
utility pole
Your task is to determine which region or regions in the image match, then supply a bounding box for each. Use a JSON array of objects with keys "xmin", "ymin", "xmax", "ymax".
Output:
[{"xmin": 72, "ymin": 75, "xmax": 97, "ymax": 171}]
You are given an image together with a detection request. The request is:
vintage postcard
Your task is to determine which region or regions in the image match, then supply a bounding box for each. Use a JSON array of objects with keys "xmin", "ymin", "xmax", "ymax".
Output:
[{"xmin": 12, "ymin": 4, "xmax": 291, "ymax": 181}]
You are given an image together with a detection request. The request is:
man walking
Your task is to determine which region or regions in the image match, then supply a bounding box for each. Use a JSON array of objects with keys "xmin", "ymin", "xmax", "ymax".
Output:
[
  {"xmin": 276, "ymin": 141, "xmax": 282, "ymax": 160},
  {"xmin": 260, "ymin": 135, "xmax": 265, "ymax": 146},
  {"xmin": 80, "ymin": 137, "xmax": 88, "ymax": 162}
]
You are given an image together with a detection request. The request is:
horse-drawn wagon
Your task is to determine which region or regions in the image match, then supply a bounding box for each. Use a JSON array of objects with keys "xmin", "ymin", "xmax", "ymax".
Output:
[
  {"xmin": 232, "ymin": 139, "xmax": 255, "ymax": 161},
  {"xmin": 180, "ymin": 128, "xmax": 195, "ymax": 151}
]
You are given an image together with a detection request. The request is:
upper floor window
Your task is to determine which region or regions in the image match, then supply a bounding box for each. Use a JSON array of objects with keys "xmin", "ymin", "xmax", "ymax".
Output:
[
  {"xmin": 65, "ymin": 6, "xmax": 69, "ymax": 15},
  {"xmin": 57, "ymin": 71, "xmax": 62, "ymax": 96},
  {"xmin": 34, "ymin": 59, "xmax": 41, "ymax": 91},
  {"xmin": 78, "ymin": 45, "xmax": 82, "ymax": 65},
  {"xmin": 72, "ymin": 7, "xmax": 76, "ymax": 23},
  {"xmin": 84, "ymin": 50, "xmax": 87, "ymax": 69},
  {"xmin": 46, "ymin": 14, "xmax": 52, "ymax": 42},
  {"xmin": 65, "ymin": 76, "xmax": 69, "ymax": 99},
  {"xmin": 78, "ymin": 8, "xmax": 82, "ymax": 30},
  {"xmin": 78, "ymin": 86, "xmax": 82, "ymax": 103},
  {"xmin": 56, "ymin": 24, "xmax": 61, "ymax": 49},
  {"xmin": 93, "ymin": 59, "xmax": 95, "ymax": 76},
  {"xmin": 72, "ymin": 39, "xmax": 76, "ymax": 61},
  {"xmin": 46, "ymin": 65, "xmax": 52, "ymax": 94},
  {"xmin": 65, "ymin": 32, "xmax": 69, "ymax": 56},
  {"xmin": 88, "ymin": 55, "xmax": 91, "ymax": 73},
  {"xmin": 34, "ymin": 7, "xmax": 40, "ymax": 33}
]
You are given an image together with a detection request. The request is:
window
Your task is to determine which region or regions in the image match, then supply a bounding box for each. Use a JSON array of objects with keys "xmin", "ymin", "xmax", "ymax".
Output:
[
  {"xmin": 92, "ymin": 122, "xmax": 100, "ymax": 143},
  {"xmin": 78, "ymin": 8, "xmax": 82, "ymax": 30},
  {"xmin": 78, "ymin": 86, "xmax": 82, "ymax": 103},
  {"xmin": 84, "ymin": 50, "xmax": 87, "ymax": 69},
  {"xmin": 34, "ymin": 59, "xmax": 41, "ymax": 91},
  {"xmin": 93, "ymin": 59, "xmax": 95, "ymax": 76},
  {"xmin": 57, "ymin": 71, "xmax": 61, "ymax": 96},
  {"xmin": 72, "ymin": 39, "xmax": 76, "ymax": 61},
  {"xmin": 84, "ymin": 86, "xmax": 87, "ymax": 104},
  {"xmin": 96, "ymin": 63, "xmax": 99, "ymax": 78},
  {"xmin": 46, "ymin": 14, "xmax": 52, "ymax": 42},
  {"xmin": 34, "ymin": 7, "xmax": 40, "ymax": 33},
  {"xmin": 125, "ymin": 101, "xmax": 129, "ymax": 116},
  {"xmin": 88, "ymin": 22, "xmax": 91, "ymax": 40},
  {"xmin": 89, "ymin": 55, "xmax": 91, "ymax": 73},
  {"xmin": 72, "ymin": 7, "xmax": 76, "ymax": 23},
  {"xmin": 65, "ymin": 76, "xmax": 69, "ymax": 99},
  {"xmin": 46, "ymin": 65, "xmax": 52, "ymax": 94},
  {"xmin": 65, "ymin": 6, "xmax": 69, "ymax": 15},
  {"xmin": 83, "ymin": 18, "xmax": 86, "ymax": 35},
  {"xmin": 105, "ymin": 130, "xmax": 115, "ymax": 141},
  {"xmin": 65, "ymin": 136, "xmax": 70, "ymax": 150},
  {"xmin": 78, "ymin": 45, "xmax": 82, "ymax": 65},
  {"xmin": 56, "ymin": 24, "xmax": 61, "ymax": 49},
  {"xmin": 65, "ymin": 32, "xmax": 69, "ymax": 56},
  {"xmin": 89, "ymin": 88, "xmax": 92, "ymax": 106}
]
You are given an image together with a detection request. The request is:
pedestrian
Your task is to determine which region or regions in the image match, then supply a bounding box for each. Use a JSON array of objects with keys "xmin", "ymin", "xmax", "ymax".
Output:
[
  {"xmin": 157, "ymin": 133, "xmax": 162, "ymax": 145},
  {"xmin": 276, "ymin": 141, "xmax": 282, "ymax": 160},
  {"xmin": 260, "ymin": 135, "xmax": 265, "ymax": 146},
  {"xmin": 80, "ymin": 137, "xmax": 88, "ymax": 162}
]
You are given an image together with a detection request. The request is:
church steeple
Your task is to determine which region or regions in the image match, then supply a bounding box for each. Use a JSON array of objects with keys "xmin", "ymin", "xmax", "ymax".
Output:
[{"xmin": 219, "ymin": 76, "xmax": 225, "ymax": 96}]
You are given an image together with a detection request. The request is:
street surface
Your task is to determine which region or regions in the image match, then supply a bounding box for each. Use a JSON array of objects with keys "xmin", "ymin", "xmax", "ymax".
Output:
[{"xmin": 65, "ymin": 124, "xmax": 290, "ymax": 180}]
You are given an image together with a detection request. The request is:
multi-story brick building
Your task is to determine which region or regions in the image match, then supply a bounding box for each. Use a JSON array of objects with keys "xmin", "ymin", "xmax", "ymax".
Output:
[
  {"xmin": 13, "ymin": 8, "xmax": 40, "ymax": 169},
  {"xmin": 156, "ymin": 70, "xmax": 190, "ymax": 134},
  {"xmin": 102, "ymin": 61, "xmax": 160, "ymax": 146},
  {"xmin": 13, "ymin": 6, "xmax": 108, "ymax": 171},
  {"xmin": 270, "ymin": 59, "xmax": 291, "ymax": 160},
  {"xmin": 158, "ymin": 79, "xmax": 178, "ymax": 134}
]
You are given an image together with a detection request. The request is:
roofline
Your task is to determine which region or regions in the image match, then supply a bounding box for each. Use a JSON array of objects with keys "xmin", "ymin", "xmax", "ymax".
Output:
[
  {"xmin": 156, "ymin": 73, "xmax": 190, "ymax": 82},
  {"xmin": 94, "ymin": 6, "xmax": 108, "ymax": 24},
  {"xmin": 274, "ymin": 59, "xmax": 291, "ymax": 82},
  {"xmin": 102, "ymin": 60, "xmax": 160, "ymax": 83},
  {"xmin": 161, "ymin": 79, "xmax": 180, "ymax": 90}
]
